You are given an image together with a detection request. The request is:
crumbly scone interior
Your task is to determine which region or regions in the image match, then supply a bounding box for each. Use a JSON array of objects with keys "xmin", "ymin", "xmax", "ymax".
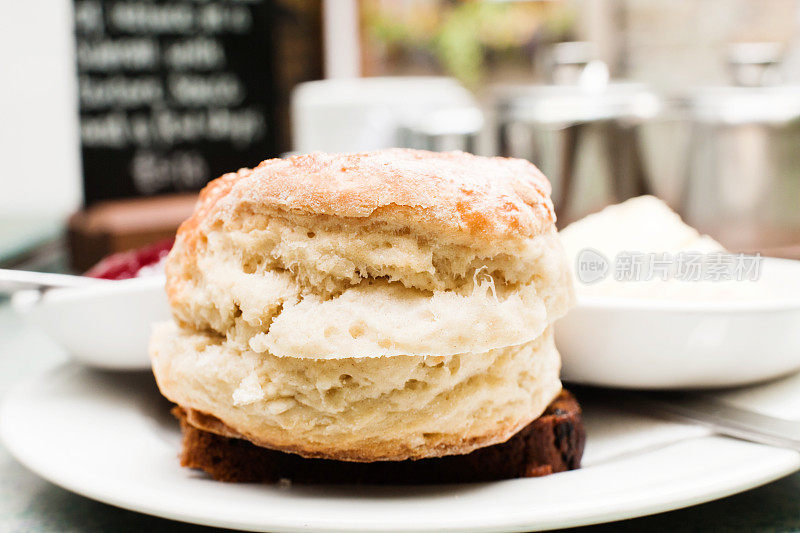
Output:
[
  {"xmin": 166, "ymin": 206, "xmax": 574, "ymax": 358},
  {"xmin": 150, "ymin": 322, "xmax": 562, "ymax": 460}
]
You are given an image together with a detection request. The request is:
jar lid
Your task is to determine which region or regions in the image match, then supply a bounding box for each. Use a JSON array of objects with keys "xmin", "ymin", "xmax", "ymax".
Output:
[
  {"xmin": 687, "ymin": 42, "xmax": 800, "ymax": 124},
  {"xmin": 687, "ymin": 85, "xmax": 800, "ymax": 124},
  {"xmin": 495, "ymin": 82, "xmax": 661, "ymax": 124}
]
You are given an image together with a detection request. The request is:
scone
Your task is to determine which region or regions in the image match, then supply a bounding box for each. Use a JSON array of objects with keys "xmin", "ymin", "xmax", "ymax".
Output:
[{"xmin": 150, "ymin": 149, "xmax": 580, "ymax": 474}]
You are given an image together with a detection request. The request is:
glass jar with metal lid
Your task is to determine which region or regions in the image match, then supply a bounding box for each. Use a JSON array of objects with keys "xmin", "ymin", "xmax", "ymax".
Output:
[
  {"xmin": 682, "ymin": 43, "xmax": 800, "ymax": 253},
  {"xmin": 493, "ymin": 44, "xmax": 661, "ymax": 225}
]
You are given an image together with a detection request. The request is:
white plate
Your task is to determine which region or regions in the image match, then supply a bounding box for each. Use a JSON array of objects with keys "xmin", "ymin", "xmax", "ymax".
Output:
[
  {"xmin": 556, "ymin": 258, "xmax": 800, "ymax": 389},
  {"xmin": 3, "ymin": 363, "xmax": 800, "ymax": 532},
  {"xmin": 11, "ymin": 276, "xmax": 169, "ymax": 370}
]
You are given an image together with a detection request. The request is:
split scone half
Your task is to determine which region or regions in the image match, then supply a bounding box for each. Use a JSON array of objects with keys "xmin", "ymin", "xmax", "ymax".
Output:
[{"xmin": 150, "ymin": 149, "xmax": 575, "ymax": 462}]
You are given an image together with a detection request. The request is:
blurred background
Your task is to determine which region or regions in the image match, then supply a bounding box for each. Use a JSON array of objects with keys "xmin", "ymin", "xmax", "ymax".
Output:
[{"xmin": 2, "ymin": 0, "xmax": 800, "ymax": 273}]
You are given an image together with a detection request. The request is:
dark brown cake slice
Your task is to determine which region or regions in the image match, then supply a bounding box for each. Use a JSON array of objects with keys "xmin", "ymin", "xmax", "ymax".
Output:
[{"xmin": 175, "ymin": 390, "xmax": 585, "ymax": 484}]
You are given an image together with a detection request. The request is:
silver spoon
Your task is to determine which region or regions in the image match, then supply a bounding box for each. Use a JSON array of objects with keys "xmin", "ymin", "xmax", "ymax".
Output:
[{"xmin": 0, "ymin": 268, "xmax": 104, "ymax": 293}]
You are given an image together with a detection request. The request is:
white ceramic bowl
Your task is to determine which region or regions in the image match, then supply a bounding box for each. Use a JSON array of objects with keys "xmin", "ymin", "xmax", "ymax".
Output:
[
  {"xmin": 556, "ymin": 258, "xmax": 800, "ymax": 389},
  {"xmin": 11, "ymin": 276, "xmax": 169, "ymax": 370}
]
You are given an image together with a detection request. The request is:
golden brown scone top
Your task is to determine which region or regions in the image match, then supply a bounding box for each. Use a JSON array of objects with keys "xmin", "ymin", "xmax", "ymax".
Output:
[{"xmin": 178, "ymin": 148, "xmax": 555, "ymax": 244}]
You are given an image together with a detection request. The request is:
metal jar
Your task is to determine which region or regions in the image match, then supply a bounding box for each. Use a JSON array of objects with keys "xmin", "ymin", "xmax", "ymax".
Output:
[
  {"xmin": 494, "ymin": 82, "xmax": 661, "ymax": 225},
  {"xmin": 682, "ymin": 86, "xmax": 800, "ymax": 251}
]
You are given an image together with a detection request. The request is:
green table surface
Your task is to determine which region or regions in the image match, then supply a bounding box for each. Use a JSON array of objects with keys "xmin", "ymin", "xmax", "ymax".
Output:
[{"xmin": 2, "ymin": 304, "xmax": 800, "ymax": 532}]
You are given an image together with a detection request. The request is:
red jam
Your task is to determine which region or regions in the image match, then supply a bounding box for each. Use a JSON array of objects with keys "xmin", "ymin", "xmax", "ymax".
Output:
[{"xmin": 84, "ymin": 238, "xmax": 174, "ymax": 280}]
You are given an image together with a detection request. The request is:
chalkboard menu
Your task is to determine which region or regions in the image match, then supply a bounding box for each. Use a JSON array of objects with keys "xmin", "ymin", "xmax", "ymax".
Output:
[{"xmin": 74, "ymin": 0, "xmax": 321, "ymax": 205}]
